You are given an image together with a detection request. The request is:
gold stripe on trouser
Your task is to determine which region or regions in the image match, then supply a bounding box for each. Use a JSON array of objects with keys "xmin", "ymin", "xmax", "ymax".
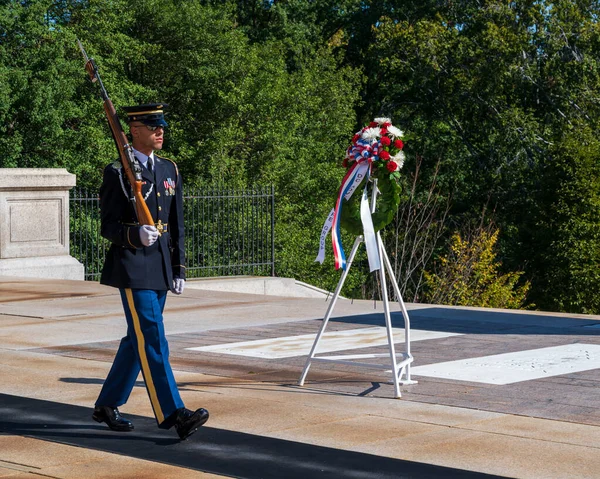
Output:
[{"xmin": 125, "ymin": 288, "xmax": 164, "ymax": 423}]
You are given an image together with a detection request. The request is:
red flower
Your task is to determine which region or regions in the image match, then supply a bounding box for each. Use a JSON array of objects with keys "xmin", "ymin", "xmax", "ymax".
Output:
[
  {"xmin": 383, "ymin": 122, "xmax": 392, "ymax": 128},
  {"xmin": 380, "ymin": 136, "xmax": 391, "ymax": 146},
  {"xmin": 342, "ymin": 158, "xmax": 349, "ymax": 167},
  {"xmin": 369, "ymin": 121, "xmax": 378, "ymax": 127},
  {"xmin": 380, "ymin": 127, "xmax": 388, "ymax": 135},
  {"xmin": 380, "ymin": 150, "xmax": 390, "ymax": 160},
  {"xmin": 394, "ymin": 139, "xmax": 404, "ymax": 150},
  {"xmin": 386, "ymin": 161, "xmax": 398, "ymax": 172}
]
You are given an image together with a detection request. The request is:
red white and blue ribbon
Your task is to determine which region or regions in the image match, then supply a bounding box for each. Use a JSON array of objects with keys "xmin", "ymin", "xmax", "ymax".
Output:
[{"xmin": 315, "ymin": 138, "xmax": 382, "ymax": 272}]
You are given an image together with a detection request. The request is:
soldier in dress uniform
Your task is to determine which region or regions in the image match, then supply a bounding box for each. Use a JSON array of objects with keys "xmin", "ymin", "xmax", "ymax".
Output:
[{"xmin": 92, "ymin": 103, "xmax": 209, "ymax": 440}]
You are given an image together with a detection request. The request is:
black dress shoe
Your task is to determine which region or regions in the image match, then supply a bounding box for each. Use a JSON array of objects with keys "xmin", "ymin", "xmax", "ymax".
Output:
[
  {"xmin": 92, "ymin": 406, "xmax": 134, "ymax": 432},
  {"xmin": 174, "ymin": 407, "xmax": 209, "ymax": 440}
]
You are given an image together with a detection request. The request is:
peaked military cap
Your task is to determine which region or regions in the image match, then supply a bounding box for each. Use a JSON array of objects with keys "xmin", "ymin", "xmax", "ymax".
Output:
[{"xmin": 123, "ymin": 103, "xmax": 168, "ymax": 127}]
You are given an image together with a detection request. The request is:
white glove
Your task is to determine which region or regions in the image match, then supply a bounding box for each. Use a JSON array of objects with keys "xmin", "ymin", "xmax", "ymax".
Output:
[
  {"xmin": 172, "ymin": 278, "xmax": 185, "ymax": 295},
  {"xmin": 139, "ymin": 225, "xmax": 158, "ymax": 247}
]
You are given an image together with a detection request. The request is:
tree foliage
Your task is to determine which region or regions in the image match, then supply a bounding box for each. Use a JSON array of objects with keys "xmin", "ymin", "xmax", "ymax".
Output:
[
  {"xmin": 423, "ymin": 227, "xmax": 531, "ymax": 309},
  {"xmin": 3, "ymin": 0, "xmax": 600, "ymax": 312}
]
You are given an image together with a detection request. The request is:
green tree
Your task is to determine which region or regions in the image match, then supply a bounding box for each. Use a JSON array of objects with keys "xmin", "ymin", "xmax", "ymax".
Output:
[
  {"xmin": 0, "ymin": 0, "xmax": 158, "ymax": 186},
  {"xmin": 350, "ymin": 0, "xmax": 600, "ymax": 311},
  {"xmin": 0, "ymin": 0, "xmax": 365, "ymax": 292},
  {"xmin": 530, "ymin": 124, "xmax": 600, "ymax": 313},
  {"xmin": 6, "ymin": 0, "xmax": 600, "ymax": 312},
  {"xmin": 423, "ymin": 227, "xmax": 530, "ymax": 309}
]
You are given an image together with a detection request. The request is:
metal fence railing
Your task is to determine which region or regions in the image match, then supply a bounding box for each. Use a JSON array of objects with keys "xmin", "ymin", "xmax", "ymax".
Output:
[{"xmin": 70, "ymin": 186, "xmax": 275, "ymax": 281}]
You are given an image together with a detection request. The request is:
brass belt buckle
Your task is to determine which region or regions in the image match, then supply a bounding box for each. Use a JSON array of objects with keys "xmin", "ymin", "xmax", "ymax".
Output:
[{"xmin": 156, "ymin": 220, "xmax": 165, "ymax": 236}]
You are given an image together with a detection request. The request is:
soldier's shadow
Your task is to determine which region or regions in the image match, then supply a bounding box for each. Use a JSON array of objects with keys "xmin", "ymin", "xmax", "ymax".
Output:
[
  {"xmin": 0, "ymin": 420, "xmax": 180, "ymax": 446},
  {"xmin": 59, "ymin": 377, "xmax": 145, "ymax": 387}
]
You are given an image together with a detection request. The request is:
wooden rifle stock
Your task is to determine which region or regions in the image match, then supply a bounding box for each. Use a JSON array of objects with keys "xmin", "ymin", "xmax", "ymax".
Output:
[
  {"xmin": 78, "ymin": 39, "xmax": 154, "ymax": 227},
  {"xmin": 102, "ymin": 101, "xmax": 154, "ymax": 225}
]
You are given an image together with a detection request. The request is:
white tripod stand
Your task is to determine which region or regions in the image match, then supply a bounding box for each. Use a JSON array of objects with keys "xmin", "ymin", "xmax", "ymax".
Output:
[{"xmin": 299, "ymin": 181, "xmax": 417, "ymax": 398}]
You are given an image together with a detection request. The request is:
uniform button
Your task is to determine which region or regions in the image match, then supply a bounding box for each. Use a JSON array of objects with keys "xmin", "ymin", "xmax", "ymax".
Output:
[
  {"xmin": 158, "ymin": 206, "xmax": 162, "ymax": 211},
  {"xmin": 157, "ymin": 192, "xmax": 161, "ymax": 197}
]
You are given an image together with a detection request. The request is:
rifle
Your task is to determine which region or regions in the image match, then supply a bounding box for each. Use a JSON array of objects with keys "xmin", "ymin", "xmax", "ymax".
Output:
[{"xmin": 77, "ymin": 39, "xmax": 155, "ymax": 227}]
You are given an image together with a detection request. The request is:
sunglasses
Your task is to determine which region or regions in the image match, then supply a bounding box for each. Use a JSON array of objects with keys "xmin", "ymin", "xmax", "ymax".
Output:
[{"xmin": 131, "ymin": 124, "xmax": 164, "ymax": 132}]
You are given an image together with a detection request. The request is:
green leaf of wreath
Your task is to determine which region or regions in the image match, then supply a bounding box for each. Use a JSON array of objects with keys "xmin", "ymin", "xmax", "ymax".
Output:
[{"xmin": 339, "ymin": 168, "xmax": 401, "ymax": 236}]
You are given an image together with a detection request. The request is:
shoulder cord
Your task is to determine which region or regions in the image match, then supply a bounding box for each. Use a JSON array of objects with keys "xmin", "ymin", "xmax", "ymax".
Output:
[{"xmin": 117, "ymin": 168, "xmax": 154, "ymax": 201}]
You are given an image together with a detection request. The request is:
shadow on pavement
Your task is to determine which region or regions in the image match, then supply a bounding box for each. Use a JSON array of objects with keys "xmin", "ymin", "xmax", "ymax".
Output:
[
  {"xmin": 0, "ymin": 393, "xmax": 508, "ymax": 479},
  {"xmin": 59, "ymin": 377, "xmax": 145, "ymax": 387},
  {"xmin": 333, "ymin": 307, "xmax": 600, "ymax": 335}
]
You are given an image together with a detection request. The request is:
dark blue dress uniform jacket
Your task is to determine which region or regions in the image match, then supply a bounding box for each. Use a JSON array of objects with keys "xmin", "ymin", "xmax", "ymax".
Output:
[{"xmin": 99, "ymin": 155, "xmax": 185, "ymax": 290}]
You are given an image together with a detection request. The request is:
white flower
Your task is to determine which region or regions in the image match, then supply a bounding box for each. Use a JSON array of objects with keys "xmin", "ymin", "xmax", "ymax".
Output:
[
  {"xmin": 374, "ymin": 117, "xmax": 392, "ymax": 125},
  {"xmin": 387, "ymin": 125, "xmax": 404, "ymax": 138},
  {"xmin": 361, "ymin": 127, "xmax": 381, "ymax": 140},
  {"xmin": 391, "ymin": 151, "xmax": 405, "ymax": 169},
  {"xmin": 391, "ymin": 150, "xmax": 405, "ymax": 162}
]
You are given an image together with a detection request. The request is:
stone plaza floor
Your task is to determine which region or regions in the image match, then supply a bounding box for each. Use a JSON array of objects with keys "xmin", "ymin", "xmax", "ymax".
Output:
[{"xmin": 1, "ymin": 276, "xmax": 599, "ymax": 478}]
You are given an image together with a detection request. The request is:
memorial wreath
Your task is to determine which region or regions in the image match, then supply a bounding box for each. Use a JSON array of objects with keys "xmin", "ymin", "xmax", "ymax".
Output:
[
  {"xmin": 316, "ymin": 118, "xmax": 406, "ymax": 271},
  {"xmin": 340, "ymin": 118, "xmax": 405, "ymax": 236}
]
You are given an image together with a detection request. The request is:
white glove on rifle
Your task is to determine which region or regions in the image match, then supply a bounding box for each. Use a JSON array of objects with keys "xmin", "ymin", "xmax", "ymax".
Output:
[
  {"xmin": 139, "ymin": 225, "xmax": 158, "ymax": 247},
  {"xmin": 172, "ymin": 278, "xmax": 185, "ymax": 295}
]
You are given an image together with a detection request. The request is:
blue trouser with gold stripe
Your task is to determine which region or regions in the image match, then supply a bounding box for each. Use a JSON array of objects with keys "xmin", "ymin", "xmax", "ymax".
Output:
[{"xmin": 95, "ymin": 289, "xmax": 184, "ymax": 428}]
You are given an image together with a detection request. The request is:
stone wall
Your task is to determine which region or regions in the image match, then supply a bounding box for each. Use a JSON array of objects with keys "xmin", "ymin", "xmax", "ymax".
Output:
[{"xmin": 0, "ymin": 169, "xmax": 84, "ymax": 280}]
